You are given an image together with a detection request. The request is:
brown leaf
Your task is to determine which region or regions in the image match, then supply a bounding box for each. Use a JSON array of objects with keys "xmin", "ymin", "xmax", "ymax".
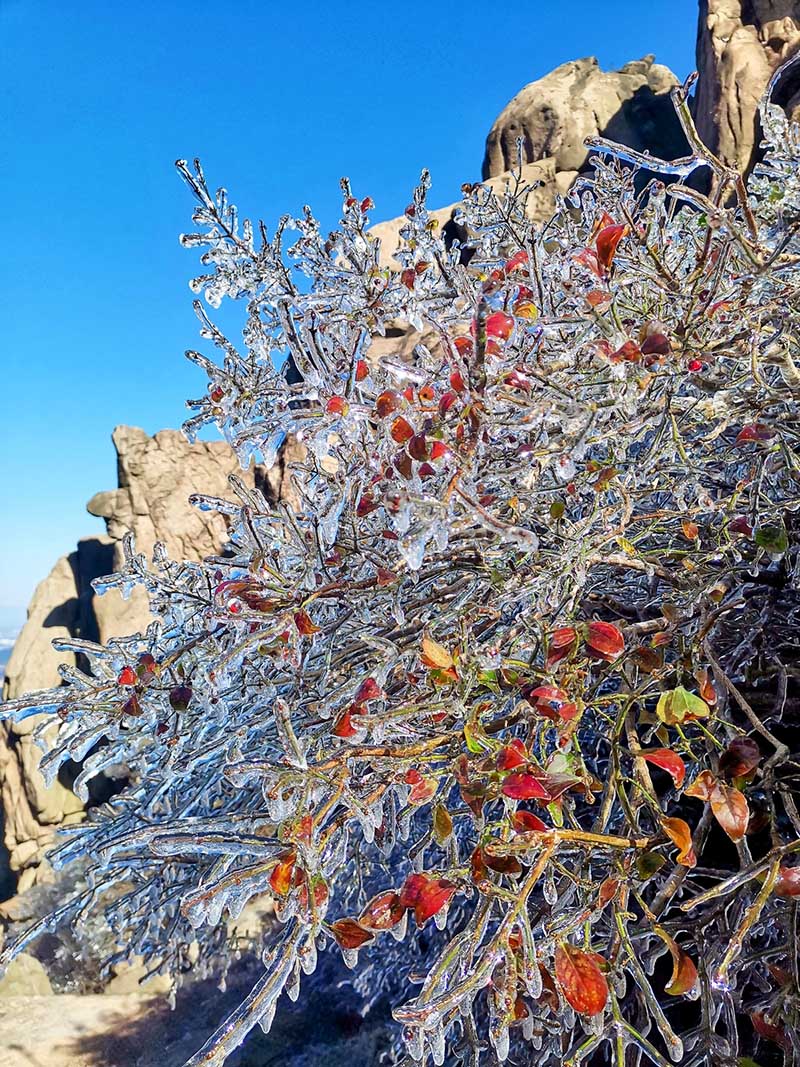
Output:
[
  {"xmin": 554, "ymin": 943, "xmax": 609, "ymax": 1016},
  {"xmin": 719, "ymin": 737, "xmax": 761, "ymax": 779},
  {"xmin": 656, "ymin": 929, "xmax": 698, "ymax": 996},
  {"xmin": 330, "ymin": 918, "xmax": 374, "ymax": 949}
]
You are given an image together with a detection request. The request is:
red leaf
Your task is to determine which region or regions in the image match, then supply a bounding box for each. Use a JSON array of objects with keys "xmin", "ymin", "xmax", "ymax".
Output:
[
  {"xmin": 355, "ymin": 359, "xmax": 369, "ymax": 381},
  {"xmin": 122, "ymin": 693, "xmax": 142, "ymax": 717},
  {"xmin": 719, "ymin": 737, "xmax": 761, "ymax": 779},
  {"xmin": 294, "ymin": 610, "xmax": 320, "ymax": 636},
  {"xmin": 399, "ymin": 873, "xmax": 456, "ymax": 925},
  {"xmin": 751, "ymin": 1011, "xmax": 791, "ymax": 1049},
  {"xmin": 326, "ymin": 395, "xmax": 348, "ymax": 415},
  {"xmin": 485, "ymin": 312, "xmax": 514, "ymax": 340},
  {"xmin": 497, "ymin": 739, "xmax": 527, "ymax": 770},
  {"xmin": 574, "ymin": 247, "xmax": 602, "ymax": 278},
  {"xmin": 117, "ymin": 666, "xmax": 137, "ymax": 686},
  {"xmin": 728, "ymin": 515, "xmax": 753, "ymax": 537},
  {"xmin": 709, "ymin": 781, "xmax": 749, "ymax": 842},
  {"xmin": 330, "ymin": 918, "xmax": 374, "ymax": 949},
  {"xmin": 610, "ymin": 340, "xmax": 642, "ymax": 363},
  {"xmin": 358, "ymin": 891, "xmax": 405, "ymax": 930},
  {"xmin": 735, "ymin": 423, "xmax": 774, "ymax": 445},
  {"xmin": 332, "ymin": 705, "xmax": 363, "ymax": 738},
  {"xmin": 554, "ymin": 943, "xmax": 609, "ymax": 1016},
  {"xmin": 511, "ymin": 811, "xmax": 547, "ymax": 833},
  {"xmin": 354, "ymin": 677, "xmax": 382, "ymax": 703},
  {"xmin": 502, "ymin": 772, "xmax": 550, "ymax": 800},
  {"xmin": 586, "ymin": 621, "xmax": 624, "ymax": 659},
  {"xmin": 595, "ymin": 223, "xmax": 628, "ymax": 271},
  {"xmin": 774, "ymin": 865, "xmax": 800, "ymax": 897},
  {"xmin": 662, "ymin": 817, "xmax": 696, "ymax": 867},
  {"xmin": 547, "ymin": 626, "xmax": 577, "ymax": 667},
  {"xmin": 505, "ymin": 250, "xmax": 528, "ymax": 272},
  {"xmin": 641, "ymin": 748, "xmax": 686, "ymax": 789}
]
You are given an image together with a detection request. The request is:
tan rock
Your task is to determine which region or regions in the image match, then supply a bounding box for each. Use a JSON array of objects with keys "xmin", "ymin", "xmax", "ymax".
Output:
[
  {"xmin": 693, "ymin": 0, "xmax": 800, "ymax": 172},
  {"xmin": 104, "ymin": 958, "xmax": 172, "ymax": 996},
  {"xmin": 1, "ymin": 426, "xmax": 266, "ymax": 892},
  {"xmin": 0, "ymin": 953, "xmax": 53, "ymax": 997},
  {"xmin": 482, "ymin": 56, "xmax": 685, "ymax": 179}
]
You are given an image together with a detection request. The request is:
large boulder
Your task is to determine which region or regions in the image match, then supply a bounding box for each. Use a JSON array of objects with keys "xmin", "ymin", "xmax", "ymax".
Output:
[
  {"xmin": 1, "ymin": 426, "xmax": 267, "ymax": 893},
  {"xmin": 693, "ymin": 0, "xmax": 800, "ymax": 173},
  {"xmin": 482, "ymin": 55, "xmax": 687, "ymax": 181}
]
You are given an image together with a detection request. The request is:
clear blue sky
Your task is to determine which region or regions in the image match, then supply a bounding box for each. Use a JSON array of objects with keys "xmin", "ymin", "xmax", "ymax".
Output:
[{"xmin": 0, "ymin": 0, "xmax": 698, "ymax": 614}]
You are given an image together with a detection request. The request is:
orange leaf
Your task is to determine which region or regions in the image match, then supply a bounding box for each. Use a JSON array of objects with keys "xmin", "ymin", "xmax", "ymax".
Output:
[
  {"xmin": 554, "ymin": 943, "xmax": 609, "ymax": 1016},
  {"xmin": 709, "ymin": 781, "xmax": 749, "ymax": 842},
  {"xmin": 640, "ymin": 748, "xmax": 686, "ymax": 789},
  {"xmin": 420, "ymin": 635, "xmax": 454, "ymax": 670},
  {"xmin": 681, "ymin": 519, "xmax": 699, "ymax": 541},
  {"xmin": 269, "ymin": 851, "xmax": 296, "ymax": 896},
  {"xmin": 662, "ymin": 817, "xmax": 696, "ymax": 867},
  {"xmin": 684, "ymin": 769, "xmax": 717, "ymax": 802}
]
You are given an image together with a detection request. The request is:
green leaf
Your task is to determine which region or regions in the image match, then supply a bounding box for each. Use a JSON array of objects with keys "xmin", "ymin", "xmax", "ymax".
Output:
[
  {"xmin": 637, "ymin": 850, "xmax": 666, "ymax": 881},
  {"xmin": 755, "ymin": 523, "xmax": 788, "ymax": 557},
  {"xmin": 463, "ymin": 721, "xmax": 493, "ymax": 754},
  {"xmin": 656, "ymin": 686, "xmax": 711, "ymax": 725}
]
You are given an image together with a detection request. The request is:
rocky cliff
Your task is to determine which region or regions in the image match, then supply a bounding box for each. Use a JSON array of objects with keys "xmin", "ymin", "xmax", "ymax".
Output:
[{"xmin": 0, "ymin": 427, "xmax": 272, "ymax": 892}]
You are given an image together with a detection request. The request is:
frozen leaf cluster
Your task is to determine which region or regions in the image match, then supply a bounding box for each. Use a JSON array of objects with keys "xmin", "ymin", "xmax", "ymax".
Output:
[{"xmin": 3, "ymin": 66, "xmax": 800, "ymax": 1066}]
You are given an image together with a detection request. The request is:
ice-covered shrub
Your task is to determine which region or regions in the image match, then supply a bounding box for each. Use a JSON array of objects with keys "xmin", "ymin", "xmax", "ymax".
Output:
[{"xmin": 3, "ymin": 66, "xmax": 800, "ymax": 1066}]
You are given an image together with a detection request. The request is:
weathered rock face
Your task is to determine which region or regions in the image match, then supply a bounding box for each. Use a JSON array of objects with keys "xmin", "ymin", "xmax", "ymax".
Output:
[
  {"xmin": 482, "ymin": 55, "xmax": 688, "ymax": 181},
  {"xmin": 693, "ymin": 0, "xmax": 800, "ymax": 173},
  {"xmin": 373, "ymin": 57, "xmax": 688, "ymax": 273},
  {"xmin": 1, "ymin": 426, "xmax": 266, "ymax": 894}
]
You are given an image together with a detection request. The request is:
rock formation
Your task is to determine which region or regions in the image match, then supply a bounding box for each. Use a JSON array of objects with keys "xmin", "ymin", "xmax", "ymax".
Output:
[
  {"xmin": 482, "ymin": 55, "xmax": 688, "ymax": 182},
  {"xmin": 373, "ymin": 56, "xmax": 690, "ymax": 272},
  {"xmin": 1, "ymin": 426, "xmax": 269, "ymax": 893},
  {"xmin": 693, "ymin": 0, "xmax": 800, "ymax": 174}
]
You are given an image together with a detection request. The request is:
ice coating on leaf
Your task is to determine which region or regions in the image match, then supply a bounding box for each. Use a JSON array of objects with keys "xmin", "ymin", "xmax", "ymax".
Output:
[{"xmin": 5, "ymin": 70, "xmax": 800, "ymax": 1067}]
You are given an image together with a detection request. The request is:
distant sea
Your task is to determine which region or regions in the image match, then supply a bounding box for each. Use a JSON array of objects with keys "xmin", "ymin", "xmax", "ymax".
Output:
[{"xmin": 0, "ymin": 607, "xmax": 24, "ymax": 687}]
